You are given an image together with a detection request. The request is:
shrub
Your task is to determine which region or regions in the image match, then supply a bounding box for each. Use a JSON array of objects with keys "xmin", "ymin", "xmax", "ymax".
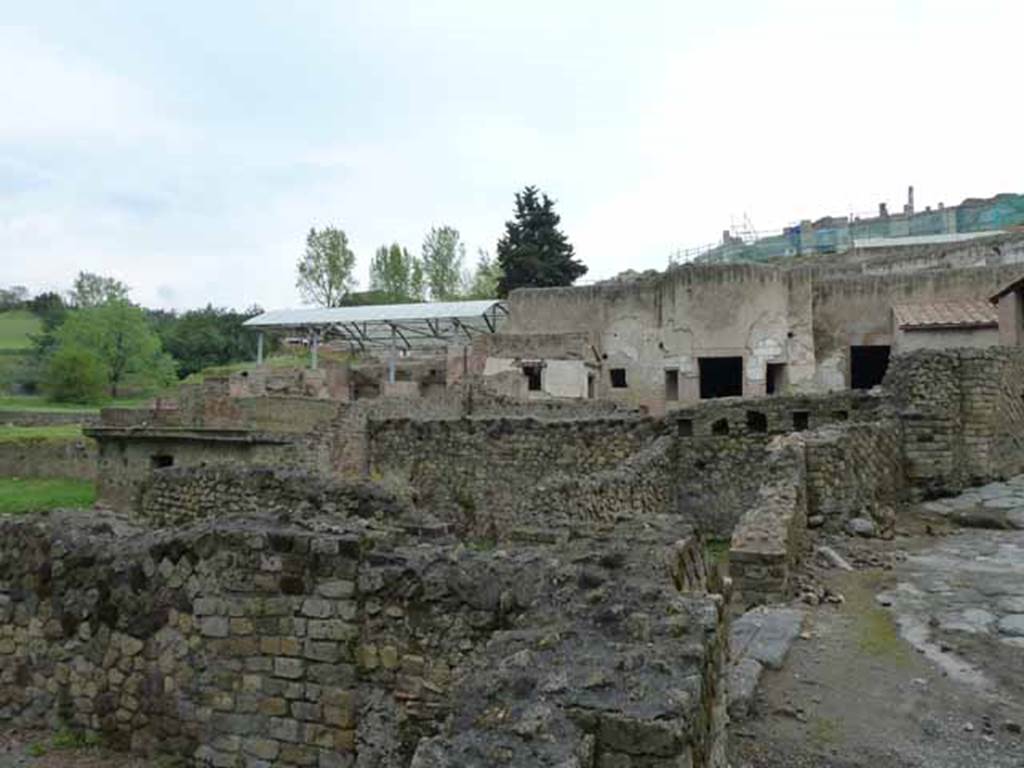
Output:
[{"xmin": 44, "ymin": 347, "xmax": 107, "ymax": 403}]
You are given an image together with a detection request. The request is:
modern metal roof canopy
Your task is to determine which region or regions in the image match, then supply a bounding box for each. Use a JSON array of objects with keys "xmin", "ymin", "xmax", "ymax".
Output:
[{"xmin": 243, "ymin": 299, "xmax": 507, "ymax": 350}]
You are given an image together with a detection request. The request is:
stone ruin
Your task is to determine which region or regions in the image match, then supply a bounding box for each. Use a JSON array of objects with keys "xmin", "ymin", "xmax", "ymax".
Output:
[
  {"xmin": 0, "ymin": 498, "xmax": 726, "ymax": 767},
  {"xmin": 4, "ymin": 345, "xmax": 1024, "ymax": 765}
]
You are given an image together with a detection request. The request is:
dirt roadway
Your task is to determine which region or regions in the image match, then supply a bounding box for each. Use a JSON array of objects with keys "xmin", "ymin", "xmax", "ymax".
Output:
[{"xmin": 730, "ymin": 522, "xmax": 1024, "ymax": 768}]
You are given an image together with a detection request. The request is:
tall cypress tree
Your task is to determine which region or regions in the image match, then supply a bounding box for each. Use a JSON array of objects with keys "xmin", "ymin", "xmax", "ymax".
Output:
[{"xmin": 496, "ymin": 186, "xmax": 587, "ymax": 297}]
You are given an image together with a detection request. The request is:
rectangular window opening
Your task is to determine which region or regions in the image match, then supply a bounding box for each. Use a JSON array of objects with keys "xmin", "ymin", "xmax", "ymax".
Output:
[
  {"xmin": 746, "ymin": 411, "xmax": 768, "ymax": 433},
  {"xmin": 610, "ymin": 368, "xmax": 628, "ymax": 389},
  {"xmin": 766, "ymin": 363, "xmax": 787, "ymax": 396},
  {"xmin": 665, "ymin": 369, "xmax": 679, "ymax": 402},
  {"xmin": 587, "ymin": 374, "xmax": 595, "ymax": 399},
  {"xmin": 151, "ymin": 454, "xmax": 174, "ymax": 469},
  {"xmin": 792, "ymin": 411, "xmax": 810, "ymax": 431},
  {"xmin": 678, "ymin": 419, "xmax": 694, "ymax": 437},
  {"xmin": 850, "ymin": 345, "xmax": 891, "ymax": 390},
  {"xmin": 523, "ymin": 364, "xmax": 542, "ymax": 392},
  {"xmin": 698, "ymin": 357, "xmax": 743, "ymax": 399}
]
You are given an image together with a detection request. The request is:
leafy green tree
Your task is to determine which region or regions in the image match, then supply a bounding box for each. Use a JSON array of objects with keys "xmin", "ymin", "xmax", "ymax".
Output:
[
  {"xmin": 27, "ymin": 292, "xmax": 68, "ymax": 331},
  {"xmin": 296, "ymin": 227, "xmax": 357, "ymax": 306},
  {"xmin": 421, "ymin": 226, "xmax": 465, "ymax": 301},
  {"xmin": 463, "ymin": 249, "xmax": 503, "ymax": 299},
  {"xmin": 69, "ymin": 271, "xmax": 130, "ymax": 307},
  {"xmin": 369, "ymin": 243, "xmax": 425, "ymax": 303},
  {"xmin": 157, "ymin": 305, "xmax": 265, "ymax": 377},
  {"xmin": 50, "ymin": 300, "xmax": 175, "ymax": 397},
  {"xmin": 496, "ymin": 186, "xmax": 586, "ymax": 297},
  {"xmin": 0, "ymin": 285, "xmax": 28, "ymax": 310},
  {"xmin": 44, "ymin": 347, "xmax": 108, "ymax": 403}
]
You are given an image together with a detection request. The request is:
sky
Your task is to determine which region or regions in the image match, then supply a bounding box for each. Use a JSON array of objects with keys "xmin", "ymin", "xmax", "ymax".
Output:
[{"xmin": 2, "ymin": 0, "xmax": 1023, "ymax": 311}]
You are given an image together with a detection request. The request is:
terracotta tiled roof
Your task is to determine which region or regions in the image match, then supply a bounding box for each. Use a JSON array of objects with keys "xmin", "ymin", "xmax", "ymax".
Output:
[
  {"xmin": 893, "ymin": 300, "xmax": 998, "ymax": 330},
  {"xmin": 990, "ymin": 273, "xmax": 1024, "ymax": 303}
]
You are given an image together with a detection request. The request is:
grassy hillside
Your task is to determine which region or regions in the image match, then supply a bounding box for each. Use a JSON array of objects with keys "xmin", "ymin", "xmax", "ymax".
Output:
[
  {"xmin": 0, "ymin": 310, "xmax": 40, "ymax": 394},
  {"xmin": 0, "ymin": 310, "xmax": 41, "ymax": 351}
]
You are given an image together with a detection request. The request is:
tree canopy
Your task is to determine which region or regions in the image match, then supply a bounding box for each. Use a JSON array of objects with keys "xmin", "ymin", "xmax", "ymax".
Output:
[
  {"xmin": 463, "ymin": 249, "xmax": 503, "ymax": 299},
  {"xmin": 496, "ymin": 186, "xmax": 586, "ymax": 297},
  {"xmin": 369, "ymin": 243, "xmax": 425, "ymax": 303},
  {"xmin": 51, "ymin": 300, "xmax": 174, "ymax": 398},
  {"xmin": 156, "ymin": 305, "xmax": 265, "ymax": 377},
  {"xmin": 421, "ymin": 226, "xmax": 466, "ymax": 301},
  {"xmin": 69, "ymin": 271, "xmax": 130, "ymax": 308},
  {"xmin": 296, "ymin": 227, "xmax": 357, "ymax": 307}
]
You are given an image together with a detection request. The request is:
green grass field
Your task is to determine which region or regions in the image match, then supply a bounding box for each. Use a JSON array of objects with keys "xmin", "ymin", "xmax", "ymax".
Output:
[
  {"xmin": 0, "ymin": 425, "xmax": 85, "ymax": 442},
  {"xmin": 0, "ymin": 478, "xmax": 95, "ymax": 514},
  {"xmin": 0, "ymin": 310, "xmax": 41, "ymax": 351},
  {"xmin": 0, "ymin": 394, "xmax": 154, "ymax": 413}
]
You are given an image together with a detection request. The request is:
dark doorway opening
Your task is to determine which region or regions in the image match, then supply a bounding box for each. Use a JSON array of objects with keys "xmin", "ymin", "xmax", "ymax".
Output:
[
  {"xmin": 792, "ymin": 411, "xmax": 810, "ymax": 431},
  {"xmin": 711, "ymin": 418, "xmax": 730, "ymax": 435},
  {"xmin": 610, "ymin": 368, "xmax": 628, "ymax": 389},
  {"xmin": 850, "ymin": 345, "xmax": 891, "ymax": 390},
  {"xmin": 665, "ymin": 369, "xmax": 679, "ymax": 401},
  {"xmin": 766, "ymin": 363, "xmax": 787, "ymax": 395},
  {"xmin": 523, "ymin": 364, "xmax": 542, "ymax": 392},
  {"xmin": 587, "ymin": 374, "xmax": 595, "ymax": 399},
  {"xmin": 699, "ymin": 357, "xmax": 743, "ymax": 399}
]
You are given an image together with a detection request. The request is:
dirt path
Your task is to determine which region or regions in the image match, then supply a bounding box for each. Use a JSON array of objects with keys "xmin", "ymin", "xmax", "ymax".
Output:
[{"xmin": 729, "ymin": 525, "xmax": 1024, "ymax": 768}]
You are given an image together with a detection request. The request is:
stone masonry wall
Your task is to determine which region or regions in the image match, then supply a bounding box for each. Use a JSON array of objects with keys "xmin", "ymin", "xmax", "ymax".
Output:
[
  {"xmin": 0, "ymin": 509, "xmax": 729, "ymax": 768},
  {"xmin": 0, "ymin": 436, "xmax": 97, "ymax": 481},
  {"xmin": 368, "ymin": 416, "xmax": 664, "ymax": 538},
  {"xmin": 520, "ymin": 434, "xmax": 677, "ymax": 534},
  {"xmin": 673, "ymin": 391, "xmax": 886, "ymax": 538},
  {"xmin": 138, "ymin": 467, "xmax": 411, "ymax": 528},
  {"xmin": 886, "ymin": 347, "xmax": 1024, "ymax": 495},
  {"xmin": 729, "ymin": 436, "xmax": 809, "ymax": 608},
  {"xmin": 803, "ymin": 418, "xmax": 906, "ymax": 529}
]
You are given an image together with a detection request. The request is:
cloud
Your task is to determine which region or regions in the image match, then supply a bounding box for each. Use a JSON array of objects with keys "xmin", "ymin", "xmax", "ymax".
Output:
[{"xmin": 0, "ymin": 27, "xmax": 185, "ymax": 145}]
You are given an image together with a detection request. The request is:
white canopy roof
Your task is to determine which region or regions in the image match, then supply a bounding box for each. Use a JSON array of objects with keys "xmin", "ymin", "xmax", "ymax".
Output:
[{"xmin": 243, "ymin": 300, "xmax": 507, "ymax": 350}]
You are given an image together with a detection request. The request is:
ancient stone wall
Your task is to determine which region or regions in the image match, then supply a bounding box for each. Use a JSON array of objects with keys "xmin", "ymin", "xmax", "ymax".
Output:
[
  {"xmin": 803, "ymin": 418, "xmax": 906, "ymax": 529},
  {"xmin": 886, "ymin": 347, "xmax": 1024, "ymax": 495},
  {"xmin": 0, "ymin": 510, "xmax": 728, "ymax": 768},
  {"xmin": 522, "ymin": 434, "xmax": 677, "ymax": 534},
  {"xmin": 729, "ymin": 436, "xmax": 808, "ymax": 608},
  {"xmin": 369, "ymin": 416, "xmax": 664, "ymax": 537},
  {"xmin": 811, "ymin": 264, "xmax": 1023, "ymax": 390},
  {"xmin": 138, "ymin": 467, "xmax": 410, "ymax": 528},
  {"xmin": 93, "ymin": 430, "xmax": 333, "ymax": 513},
  {"xmin": 0, "ymin": 435, "xmax": 96, "ymax": 481},
  {"xmin": 0, "ymin": 411, "xmax": 97, "ymax": 428},
  {"xmin": 673, "ymin": 391, "xmax": 887, "ymax": 538}
]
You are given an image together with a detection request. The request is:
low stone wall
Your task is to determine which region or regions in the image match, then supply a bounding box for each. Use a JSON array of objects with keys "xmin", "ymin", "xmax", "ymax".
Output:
[
  {"xmin": 138, "ymin": 466, "xmax": 411, "ymax": 527},
  {"xmin": 521, "ymin": 434, "xmax": 677, "ymax": 533},
  {"xmin": 729, "ymin": 436, "xmax": 808, "ymax": 608},
  {"xmin": 0, "ymin": 436, "xmax": 96, "ymax": 481},
  {"xmin": 804, "ymin": 418, "xmax": 905, "ymax": 529},
  {"xmin": 0, "ymin": 411, "xmax": 97, "ymax": 428},
  {"xmin": 676, "ymin": 435, "xmax": 777, "ymax": 539},
  {"xmin": 0, "ymin": 510, "xmax": 729, "ymax": 768}
]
